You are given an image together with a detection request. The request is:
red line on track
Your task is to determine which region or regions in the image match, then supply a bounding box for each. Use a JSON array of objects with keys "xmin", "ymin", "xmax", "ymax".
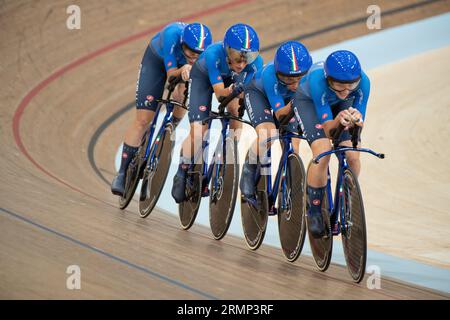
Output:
[{"xmin": 12, "ymin": 0, "xmax": 254, "ymax": 202}]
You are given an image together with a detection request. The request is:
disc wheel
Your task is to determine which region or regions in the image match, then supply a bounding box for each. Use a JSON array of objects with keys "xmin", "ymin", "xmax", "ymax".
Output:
[
  {"xmin": 341, "ymin": 168, "xmax": 367, "ymax": 283},
  {"xmin": 209, "ymin": 137, "xmax": 239, "ymax": 240},
  {"xmin": 139, "ymin": 124, "xmax": 174, "ymax": 218},
  {"xmin": 277, "ymin": 153, "xmax": 307, "ymax": 262}
]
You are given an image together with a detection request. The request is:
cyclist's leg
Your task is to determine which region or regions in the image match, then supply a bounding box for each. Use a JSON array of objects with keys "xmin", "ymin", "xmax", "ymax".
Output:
[
  {"xmin": 129, "ymin": 44, "xmax": 166, "ymax": 146},
  {"xmin": 181, "ymin": 64, "xmax": 213, "ymax": 165},
  {"xmin": 339, "ymin": 140, "xmax": 361, "ymax": 176},
  {"xmin": 274, "ymin": 106, "xmax": 302, "ymax": 155},
  {"xmin": 123, "ymin": 110, "xmax": 155, "ymax": 147},
  {"xmin": 222, "ymin": 78, "xmax": 243, "ymax": 140},
  {"xmin": 292, "ymin": 137, "xmax": 301, "ymax": 156},
  {"xmin": 112, "ymin": 44, "xmax": 165, "ymax": 195},
  {"xmin": 227, "ymin": 98, "xmax": 243, "ymax": 140},
  {"xmin": 292, "ymin": 94, "xmax": 330, "ymax": 237},
  {"xmin": 172, "ymin": 121, "xmax": 208, "ymax": 202},
  {"xmin": 180, "ymin": 121, "xmax": 208, "ymax": 166},
  {"xmin": 292, "ymin": 94, "xmax": 331, "ymax": 185},
  {"xmin": 240, "ymin": 121, "xmax": 277, "ymax": 198},
  {"xmin": 308, "ymin": 139, "xmax": 331, "ymax": 185},
  {"xmin": 241, "ymin": 86, "xmax": 278, "ymax": 198},
  {"xmin": 172, "ymin": 65, "xmax": 212, "ymax": 202}
]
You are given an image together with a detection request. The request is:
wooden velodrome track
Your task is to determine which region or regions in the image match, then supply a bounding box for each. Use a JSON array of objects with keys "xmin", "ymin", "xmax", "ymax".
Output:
[{"xmin": 1, "ymin": 0, "xmax": 449, "ymax": 299}]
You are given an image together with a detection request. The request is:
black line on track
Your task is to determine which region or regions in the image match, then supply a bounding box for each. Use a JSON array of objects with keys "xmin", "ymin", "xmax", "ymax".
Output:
[
  {"xmin": 260, "ymin": 0, "xmax": 444, "ymax": 52},
  {"xmin": 0, "ymin": 207, "xmax": 219, "ymax": 300}
]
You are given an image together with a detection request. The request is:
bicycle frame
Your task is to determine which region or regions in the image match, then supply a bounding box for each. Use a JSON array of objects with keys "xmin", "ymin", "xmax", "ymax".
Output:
[
  {"xmin": 314, "ymin": 146, "xmax": 385, "ymax": 235},
  {"xmin": 144, "ymin": 102, "xmax": 174, "ymax": 166},
  {"xmin": 208, "ymin": 116, "xmax": 233, "ymax": 195},
  {"xmin": 143, "ymin": 82, "xmax": 187, "ymax": 169},
  {"xmin": 191, "ymin": 113, "xmax": 234, "ymax": 195},
  {"xmin": 142, "ymin": 104, "xmax": 163, "ymax": 160},
  {"xmin": 327, "ymin": 148, "xmax": 349, "ymax": 235},
  {"xmin": 188, "ymin": 97, "xmax": 252, "ymax": 196},
  {"xmin": 260, "ymin": 131, "xmax": 305, "ymax": 215}
]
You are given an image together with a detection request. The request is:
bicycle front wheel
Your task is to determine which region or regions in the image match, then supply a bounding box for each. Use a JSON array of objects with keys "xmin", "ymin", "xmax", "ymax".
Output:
[
  {"xmin": 139, "ymin": 124, "xmax": 174, "ymax": 218},
  {"xmin": 278, "ymin": 153, "xmax": 307, "ymax": 262},
  {"xmin": 209, "ymin": 136, "xmax": 239, "ymax": 240},
  {"xmin": 341, "ymin": 168, "xmax": 367, "ymax": 283}
]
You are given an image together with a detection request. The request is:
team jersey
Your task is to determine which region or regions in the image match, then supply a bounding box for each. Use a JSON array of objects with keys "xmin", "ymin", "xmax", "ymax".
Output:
[
  {"xmin": 299, "ymin": 62, "xmax": 370, "ymax": 123},
  {"xmin": 150, "ymin": 22, "xmax": 187, "ymax": 72},
  {"xmin": 252, "ymin": 63, "xmax": 296, "ymax": 112},
  {"xmin": 196, "ymin": 42, "xmax": 263, "ymax": 86}
]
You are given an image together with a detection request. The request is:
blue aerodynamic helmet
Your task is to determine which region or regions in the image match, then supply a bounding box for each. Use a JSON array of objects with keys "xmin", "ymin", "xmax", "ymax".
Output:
[
  {"xmin": 181, "ymin": 22, "xmax": 212, "ymax": 53},
  {"xmin": 223, "ymin": 23, "xmax": 260, "ymax": 63},
  {"xmin": 274, "ymin": 41, "xmax": 312, "ymax": 76},
  {"xmin": 324, "ymin": 50, "xmax": 361, "ymax": 82}
]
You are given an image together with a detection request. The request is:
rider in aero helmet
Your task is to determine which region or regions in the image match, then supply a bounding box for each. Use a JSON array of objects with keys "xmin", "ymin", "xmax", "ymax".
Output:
[
  {"xmin": 274, "ymin": 41, "xmax": 313, "ymax": 77},
  {"xmin": 223, "ymin": 23, "xmax": 260, "ymax": 64},
  {"xmin": 324, "ymin": 50, "xmax": 361, "ymax": 83},
  {"xmin": 239, "ymin": 41, "xmax": 311, "ymax": 201},
  {"xmin": 181, "ymin": 22, "xmax": 212, "ymax": 54},
  {"xmin": 111, "ymin": 22, "xmax": 210, "ymax": 197},
  {"xmin": 290, "ymin": 49, "xmax": 369, "ymax": 238}
]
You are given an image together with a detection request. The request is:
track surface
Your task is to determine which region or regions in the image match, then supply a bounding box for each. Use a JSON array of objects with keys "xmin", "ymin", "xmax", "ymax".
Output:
[{"xmin": 1, "ymin": 0, "xmax": 449, "ymax": 299}]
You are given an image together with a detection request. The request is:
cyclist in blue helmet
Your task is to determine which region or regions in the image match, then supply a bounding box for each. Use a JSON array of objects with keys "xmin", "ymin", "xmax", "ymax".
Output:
[
  {"xmin": 171, "ymin": 23, "xmax": 263, "ymax": 203},
  {"xmin": 240, "ymin": 41, "xmax": 312, "ymax": 200},
  {"xmin": 111, "ymin": 22, "xmax": 212, "ymax": 196},
  {"xmin": 291, "ymin": 50, "xmax": 370, "ymax": 238}
]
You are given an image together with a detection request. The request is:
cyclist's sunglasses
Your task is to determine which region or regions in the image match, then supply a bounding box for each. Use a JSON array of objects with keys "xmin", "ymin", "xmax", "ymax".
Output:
[
  {"xmin": 181, "ymin": 44, "xmax": 201, "ymax": 61},
  {"xmin": 226, "ymin": 47, "xmax": 259, "ymax": 65},
  {"xmin": 276, "ymin": 71, "xmax": 307, "ymax": 86},
  {"xmin": 327, "ymin": 77, "xmax": 361, "ymax": 93}
]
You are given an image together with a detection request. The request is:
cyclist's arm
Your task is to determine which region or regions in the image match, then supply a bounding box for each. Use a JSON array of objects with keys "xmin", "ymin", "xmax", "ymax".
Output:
[
  {"xmin": 212, "ymin": 82, "xmax": 233, "ymax": 98},
  {"xmin": 309, "ymin": 70, "xmax": 357, "ymax": 136},
  {"xmin": 263, "ymin": 67, "xmax": 288, "ymax": 112},
  {"xmin": 310, "ymin": 80, "xmax": 336, "ymax": 136},
  {"xmin": 322, "ymin": 118, "xmax": 341, "ymax": 136},
  {"xmin": 166, "ymin": 64, "xmax": 190, "ymax": 81},
  {"xmin": 161, "ymin": 28, "xmax": 187, "ymax": 80},
  {"xmin": 205, "ymin": 53, "xmax": 233, "ymax": 98},
  {"xmin": 351, "ymin": 73, "xmax": 371, "ymax": 124},
  {"xmin": 323, "ymin": 108, "xmax": 362, "ymax": 134},
  {"xmin": 164, "ymin": 52, "xmax": 189, "ymax": 80}
]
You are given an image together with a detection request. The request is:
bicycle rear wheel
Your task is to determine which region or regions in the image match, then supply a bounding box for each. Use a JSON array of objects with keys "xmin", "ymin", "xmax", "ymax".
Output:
[
  {"xmin": 306, "ymin": 161, "xmax": 333, "ymax": 271},
  {"xmin": 178, "ymin": 163, "xmax": 202, "ymax": 230},
  {"xmin": 209, "ymin": 137, "xmax": 239, "ymax": 240},
  {"xmin": 139, "ymin": 124, "xmax": 174, "ymax": 218},
  {"xmin": 119, "ymin": 157, "xmax": 140, "ymax": 210},
  {"xmin": 278, "ymin": 153, "xmax": 307, "ymax": 262},
  {"xmin": 241, "ymin": 152, "xmax": 268, "ymax": 250},
  {"xmin": 341, "ymin": 168, "xmax": 367, "ymax": 283},
  {"xmin": 118, "ymin": 152, "xmax": 143, "ymax": 210}
]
